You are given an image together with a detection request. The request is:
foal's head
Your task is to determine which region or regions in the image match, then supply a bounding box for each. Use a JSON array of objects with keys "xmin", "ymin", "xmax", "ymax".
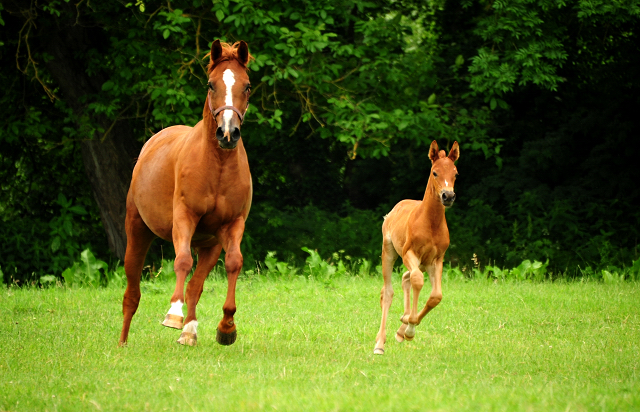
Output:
[
  {"xmin": 207, "ymin": 40, "xmax": 253, "ymax": 149},
  {"xmin": 428, "ymin": 141, "xmax": 460, "ymax": 208}
]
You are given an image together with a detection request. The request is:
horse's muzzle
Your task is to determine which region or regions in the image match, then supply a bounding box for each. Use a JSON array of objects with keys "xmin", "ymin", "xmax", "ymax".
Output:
[
  {"xmin": 216, "ymin": 126, "xmax": 241, "ymax": 149},
  {"xmin": 441, "ymin": 190, "xmax": 456, "ymax": 207}
]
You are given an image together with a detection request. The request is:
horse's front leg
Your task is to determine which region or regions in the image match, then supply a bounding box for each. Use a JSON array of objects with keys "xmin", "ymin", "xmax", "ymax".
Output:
[
  {"xmin": 417, "ymin": 259, "xmax": 443, "ymax": 323},
  {"xmin": 215, "ymin": 218, "xmax": 246, "ymax": 346},
  {"xmin": 176, "ymin": 244, "xmax": 223, "ymax": 346},
  {"xmin": 162, "ymin": 206, "xmax": 199, "ymax": 330},
  {"xmin": 399, "ymin": 251, "xmax": 424, "ymax": 341}
]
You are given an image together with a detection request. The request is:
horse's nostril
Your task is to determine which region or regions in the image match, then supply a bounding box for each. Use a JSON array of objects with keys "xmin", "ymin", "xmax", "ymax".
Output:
[
  {"xmin": 232, "ymin": 127, "xmax": 241, "ymax": 141},
  {"xmin": 216, "ymin": 127, "xmax": 224, "ymax": 140}
]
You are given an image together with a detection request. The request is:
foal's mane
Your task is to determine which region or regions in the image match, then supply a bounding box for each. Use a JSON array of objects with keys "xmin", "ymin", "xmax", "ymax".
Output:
[{"xmin": 206, "ymin": 41, "xmax": 254, "ymax": 72}]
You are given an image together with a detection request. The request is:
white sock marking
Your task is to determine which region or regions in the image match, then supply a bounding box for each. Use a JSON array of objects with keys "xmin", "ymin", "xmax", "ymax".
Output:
[
  {"xmin": 167, "ymin": 300, "xmax": 183, "ymax": 317},
  {"xmin": 183, "ymin": 320, "xmax": 198, "ymax": 335},
  {"xmin": 222, "ymin": 69, "xmax": 236, "ymax": 135},
  {"xmin": 405, "ymin": 323, "xmax": 416, "ymax": 336}
]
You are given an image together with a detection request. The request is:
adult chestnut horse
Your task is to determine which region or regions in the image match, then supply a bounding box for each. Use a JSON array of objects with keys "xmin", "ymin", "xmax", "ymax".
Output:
[
  {"xmin": 374, "ymin": 141, "xmax": 459, "ymax": 355},
  {"xmin": 119, "ymin": 40, "xmax": 253, "ymax": 347}
]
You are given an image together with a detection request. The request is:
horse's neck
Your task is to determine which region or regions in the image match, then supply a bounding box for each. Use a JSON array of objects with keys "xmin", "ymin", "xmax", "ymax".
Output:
[
  {"xmin": 418, "ymin": 178, "xmax": 446, "ymax": 230},
  {"xmin": 203, "ymin": 106, "xmax": 218, "ymax": 141}
]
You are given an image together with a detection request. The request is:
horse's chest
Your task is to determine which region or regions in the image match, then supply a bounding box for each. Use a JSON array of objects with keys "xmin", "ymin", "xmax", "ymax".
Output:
[
  {"xmin": 412, "ymin": 229, "xmax": 450, "ymax": 266},
  {"xmin": 197, "ymin": 191, "xmax": 248, "ymax": 229}
]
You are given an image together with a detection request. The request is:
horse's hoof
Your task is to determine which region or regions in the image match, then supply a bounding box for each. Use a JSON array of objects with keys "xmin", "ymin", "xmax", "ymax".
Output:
[
  {"xmin": 216, "ymin": 328, "xmax": 237, "ymax": 346},
  {"xmin": 162, "ymin": 314, "xmax": 184, "ymax": 329},
  {"xmin": 373, "ymin": 347, "xmax": 385, "ymax": 355},
  {"xmin": 177, "ymin": 332, "xmax": 197, "ymax": 346},
  {"xmin": 395, "ymin": 332, "xmax": 405, "ymax": 343},
  {"xmin": 404, "ymin": 324, "xmax": 416, "ymax": 341}
]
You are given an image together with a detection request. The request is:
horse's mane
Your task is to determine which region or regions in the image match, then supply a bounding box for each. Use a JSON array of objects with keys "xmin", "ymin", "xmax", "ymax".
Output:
[{"xmin": 206, "ymin": 41, "xmax": 254, "ymax": 72}]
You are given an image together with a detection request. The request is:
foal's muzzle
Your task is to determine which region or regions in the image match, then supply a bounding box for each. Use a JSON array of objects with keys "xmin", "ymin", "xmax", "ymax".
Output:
[{"xmin": 441, "ymin": 190, "xmax": 456, "ymax": 207}]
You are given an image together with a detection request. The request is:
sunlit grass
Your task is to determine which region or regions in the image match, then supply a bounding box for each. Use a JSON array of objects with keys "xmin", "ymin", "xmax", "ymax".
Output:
[{"xmin": 1, "ymin": 275, "xmax": 639, "ymax": 411}]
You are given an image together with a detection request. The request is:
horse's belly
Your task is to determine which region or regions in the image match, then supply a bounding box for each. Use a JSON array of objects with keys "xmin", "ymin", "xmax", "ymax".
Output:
[
  {"xmin": 190, "ymin": 232, "xmax": 219, "ymax": 248},
  {"xmin": 383, "ymin": 200, "xmax": 419, "ymax": 255},
  {"xmin": 133, "ymin": 185, "xmax": 175, "ymax": 241}
]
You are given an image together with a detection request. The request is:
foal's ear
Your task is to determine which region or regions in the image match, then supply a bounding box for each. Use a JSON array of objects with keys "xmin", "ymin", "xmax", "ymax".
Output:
[
  {"xmin": 211, "ymin": 39, "xmax": 223, "ymax": 62},
  {"xmin": 448, "ymin": 141, "xmax": 460, "ymax": 162},
  {"xmin": 429, "ymin": 140, "xmax": 440, "ymax": 164},
  {"xmin": 237, "ymin": 41, "xmax": 249, "ymax": 66}
]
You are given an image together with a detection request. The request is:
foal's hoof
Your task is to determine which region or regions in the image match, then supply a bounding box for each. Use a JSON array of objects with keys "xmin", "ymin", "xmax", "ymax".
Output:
[
  {"xmin": 216, "ymin": 328, "xmax": 237, "ymax": 346},
  {"xmin": 162, "ymin": 314, "xmax": 184, "ymax": 329},
  {"xmin": 395, "ymin": 332, "xmax": 405, "ymax": 343},
  {"xmin": 177, "ymin": 332, "xmax": 197, "ymax": 346},
  {"xmin": 373, "ymin": 347, "xmax": 385, "ymax": 355}
]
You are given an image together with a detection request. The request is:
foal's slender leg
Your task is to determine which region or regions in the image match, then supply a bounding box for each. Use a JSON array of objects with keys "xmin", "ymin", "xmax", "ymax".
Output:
[
  {"xmin": 401, "ymin": 251, "xmax": 424, "ymax": 341},
  {"xmin": 119, "ymin": 205, "xmax": 155, "ymax": 346},
  {"xmin": 417, "ymin": 259, "xmax": 443, "ymax": 323},
  {"xmin": 374, "ymin": 239, "xmax": 397, "ymax": 355},
  {"xmin": 162, "ymin": 205, "xmax": 199, "ymax": 329},
  {"xmin": 176, "ymin": 244, "xmax": 223, "ymax": 346},
  {"xmin": 396, "ymin": 270, "xmax": 411, "ymax": 342},
  {"xmin": 215, "ymin": 218, "xmax": 246, "ymax": 346}
]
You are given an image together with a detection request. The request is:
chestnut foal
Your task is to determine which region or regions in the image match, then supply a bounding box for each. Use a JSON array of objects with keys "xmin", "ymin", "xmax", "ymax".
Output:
[
  {"xmin": 119, "ymin": 40, "xmax": 253, "ymax": 347},
  {"xmin": 374, "ymin": 141, "xmax": 460, "ymax": 355}
]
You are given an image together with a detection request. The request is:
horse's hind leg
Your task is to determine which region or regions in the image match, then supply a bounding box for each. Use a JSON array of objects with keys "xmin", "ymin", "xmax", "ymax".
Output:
[
  {"xmin": 395, "ymin": 270, "xmax": 411, "ymax": 342},
  {"xmin": 176, "ymin": 244, "xmax": 222, "ymax": 346},
  {"xmin": 374, "ymin": 238, "xmax": 397, "ymax": 355},
  {"xmin": 119, "ymin": 205, "xmax": 155, "ymax": 346}
]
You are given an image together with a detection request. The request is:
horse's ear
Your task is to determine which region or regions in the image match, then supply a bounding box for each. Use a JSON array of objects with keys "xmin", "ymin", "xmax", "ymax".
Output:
[
  {"xmin": 237, "ymin": 41, "xmax": 249, "ymax": 66},
  {"xmin": 211, "ymin": 39, "xmax": 223, "ymax": 63},
  {"xmin": 448, "ymin": 141, "xmax": 460, "ymax": 162},
  {"xmin": 429, "ymin": 141, "xmax": 440, "ymax": 164}
]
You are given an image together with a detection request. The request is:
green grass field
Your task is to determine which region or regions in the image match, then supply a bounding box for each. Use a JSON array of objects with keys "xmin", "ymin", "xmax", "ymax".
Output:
[{"xmin": 1, "ymin": 274, "xmax": 639, "ymax": 411}]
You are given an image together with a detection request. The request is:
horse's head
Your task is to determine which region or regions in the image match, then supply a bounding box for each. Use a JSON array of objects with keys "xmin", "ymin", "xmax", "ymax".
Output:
[
  {"xmin": 428, "ymin": 141, "xmax": 460, "ymax": 208},
  {"xmin": 207, "ymin": 40, "xmax": 252, "ymax": 149}
]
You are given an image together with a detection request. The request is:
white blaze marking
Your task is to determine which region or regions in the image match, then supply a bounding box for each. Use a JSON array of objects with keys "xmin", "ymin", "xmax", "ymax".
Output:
[
  {"xmin": 167, "ymin": 300, "xmax": 183, "ymax": 316},
  {"xmin": 445, "ymin": 179, "xmax": 449, "ymax": 187},
  {"xmin": 222, "ymin": 69, "xmax": 236, "ymax": 135},
  {"xmin": 183, "ymin": 320, "xmax": 198, "ymax": 335}
]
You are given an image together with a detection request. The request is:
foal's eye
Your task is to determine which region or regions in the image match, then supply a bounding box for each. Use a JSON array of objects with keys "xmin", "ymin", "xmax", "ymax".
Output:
[
  {"xmin": 433, "ymin": 171, "xmax": 438, "ymax": 177},
  {"xmin": 244, "ymin": 84, "xmax": 251, "ymax": 93},
  {"xmin": 207, "ymin": 82, "xmax": 215, "ymax": 91}
]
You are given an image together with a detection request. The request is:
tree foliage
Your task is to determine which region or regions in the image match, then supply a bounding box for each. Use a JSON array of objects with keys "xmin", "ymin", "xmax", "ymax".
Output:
[{"xmin": 1, "ymin": 0, "xmax": 638, "ymax": 283}]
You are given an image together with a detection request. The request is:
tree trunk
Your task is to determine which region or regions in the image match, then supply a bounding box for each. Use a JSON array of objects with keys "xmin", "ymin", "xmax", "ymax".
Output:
[{"xmin": 39, "ymin": 10, "xmax": 138, "ymax": 260}]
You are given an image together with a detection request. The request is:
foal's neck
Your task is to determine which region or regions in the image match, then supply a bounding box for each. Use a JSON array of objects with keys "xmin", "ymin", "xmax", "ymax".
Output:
[{"xmin": 420, "ymin": 177, "xmax": 446, "ymax": 227}]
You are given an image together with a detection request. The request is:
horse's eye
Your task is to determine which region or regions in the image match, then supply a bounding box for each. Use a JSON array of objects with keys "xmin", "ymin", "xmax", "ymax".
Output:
[
  {"xmin": 245, "ymin": 84, "xmax": 251, "ymax": 93},
  {"xmin": 208, "ymin": 82, "xmax": 214, "ymax": 91},
  {"xmin": 433, "ymin": 171, "xmax": 438, "ymax": 177}
]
